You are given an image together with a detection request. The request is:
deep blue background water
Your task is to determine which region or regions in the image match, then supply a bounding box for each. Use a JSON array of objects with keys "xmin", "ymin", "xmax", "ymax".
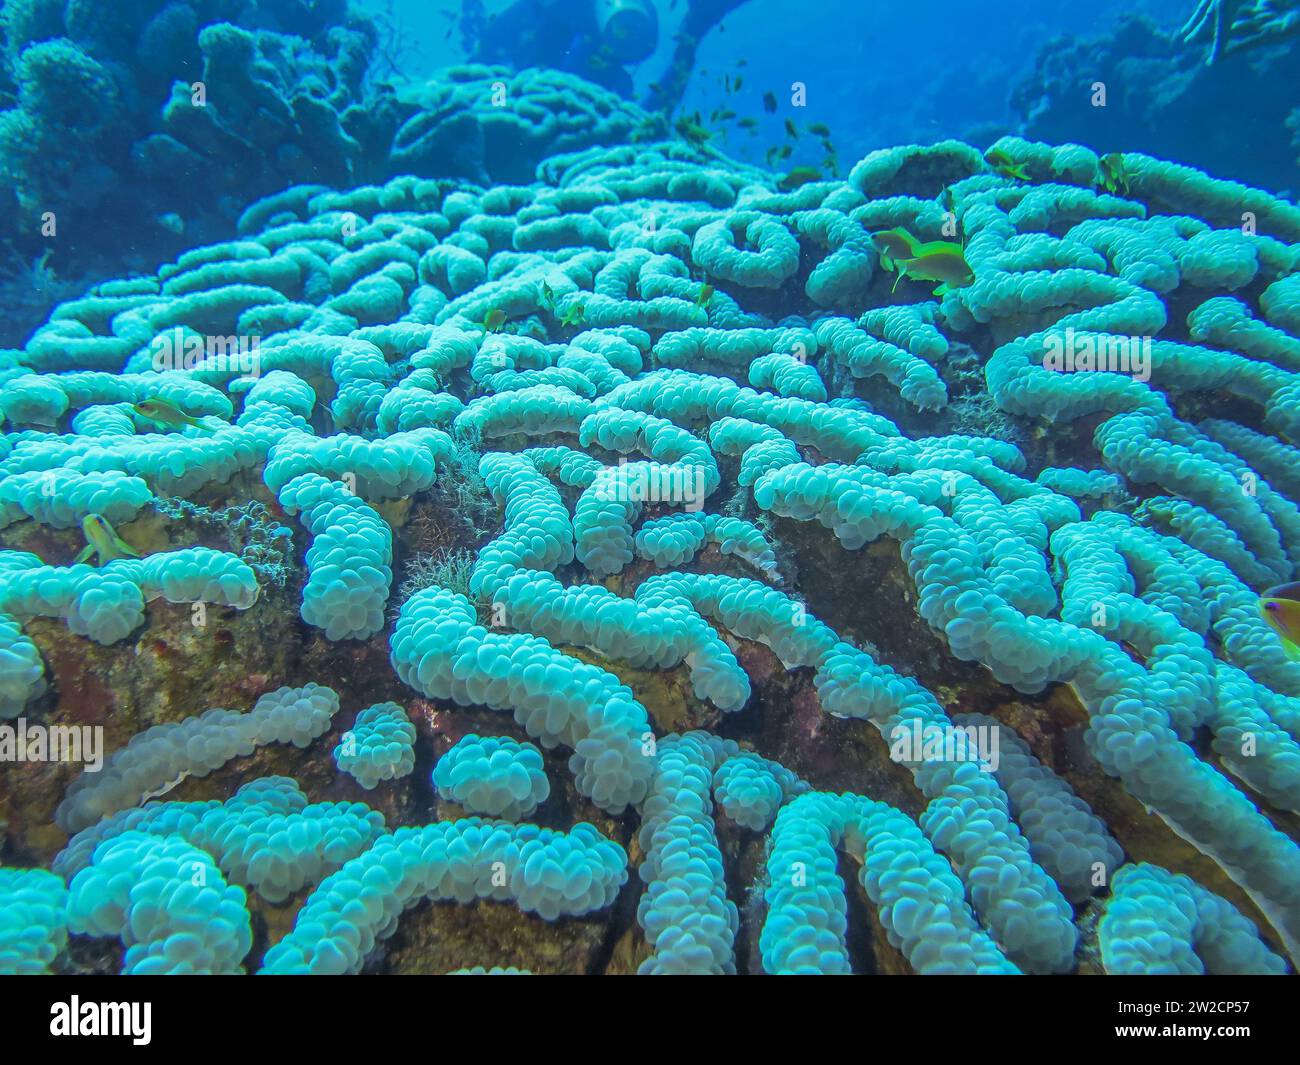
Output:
[{"xmin": 358, "ymin": 0, "xmax": 1194, "ymax": 169}]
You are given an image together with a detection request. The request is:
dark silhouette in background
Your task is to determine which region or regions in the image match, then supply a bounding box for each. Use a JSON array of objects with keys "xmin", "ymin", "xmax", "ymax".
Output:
[
  {"xmin": 465, "ymin": 0, "xmax": 662, "ymax": 96},
  {"xmin": 462, "ymin": 0, "xmax": 754, "ymax": 112}
]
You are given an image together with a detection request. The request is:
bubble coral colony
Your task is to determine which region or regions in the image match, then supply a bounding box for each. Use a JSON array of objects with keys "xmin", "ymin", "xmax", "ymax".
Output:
[{"xmin": 1, "ymin": 10, "xmax": 1299, "ymax": 984}]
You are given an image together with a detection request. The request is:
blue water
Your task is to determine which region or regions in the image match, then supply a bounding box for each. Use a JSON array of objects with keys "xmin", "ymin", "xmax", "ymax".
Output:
[{"xmin": 361, "ymin": 0, "xmax": 1194, "ymax": 167}]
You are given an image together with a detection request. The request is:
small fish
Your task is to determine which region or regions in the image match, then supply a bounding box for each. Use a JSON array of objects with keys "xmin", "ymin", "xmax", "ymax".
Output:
[
  {"xmin": 778, "ymin": 166, "xmax": 822, "ymax": 191},
  {"xmin": 133, "ymin": 398, "xmax": 210, "ymax": 432},
  {"xmin": 695, "ymin": 284, "xmax": 715, "ymax": 309},
  {"xmin": 724, "ymin": 74, "xmax": 732, "ymax": 94},
  {"xmin": 893, "ymin": 241, "xmax": 976, "ymax": 296},
  {"xmin": 716, "ymin": 108, "xmax": 736, "ymax": 122},
  {"xmin": 808, "ymin": 122, "xmax": 831, "ymax": 138},
  {"xmin": 675, "ymin": 115, "xmax": 712, "ymax": 146},
  {"xmin": 732, "ymin": 74, "xmax": 742, "ymax": 90},
  {"xmin": 736, "ymin": 58, "xmax": 747, "ymax": 68},
  {"xmin": 75, "ymin": 513, "xmax": 140, "ymax": 566},
  {"xmin": 870, "ymin": 227, "xmax": 924, "ymax": 272},
  {"xmin": 762, "ymin": 92, "xmax": 778, "ymax": 114},
  {"xmin": 559, "ymin": 301, "xmax": 586, "ymax": 328},
  {"xmin": 777, "ymin": 144, "xmax": 793, "ymax": 160},
  {"xmin": 482, "ymin": 308, "xmax": 507, "ymax": 333},
  {"xmin": 784, "ymin": 118, "xmax": 799, "ymax": 139},
  {"xmin": 1097, "ymin": 152, "xmax": 1131, "ymax": 196},
  {"xmin": 1260, "ymin": 583, "xmax": 1300, "ymax": 658},
  {"xmin": 984, "ymin": 147, "xmax": 1030, "ymax": 182},
  {"xmin": 539, "ymin": 280, "xmax": 556, "ymax": 310},
  {"xmin": 738, "ymin": 117, "xmax": 758, "ymax": 131}
]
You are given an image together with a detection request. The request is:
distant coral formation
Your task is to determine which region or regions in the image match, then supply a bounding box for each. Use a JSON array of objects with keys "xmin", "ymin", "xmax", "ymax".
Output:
[
  {"xmin": 390, "ymin": 65, "xmax": 662, "ymax": 187},
  {"xmin": 0, "ymin": 2, "xmax": 661, "ymax": 339},
  {"xmin": 1012, "ymin": 14, "xmax": 1300, "ymax": 194},
  {"xmin": 0, "ymin": 1, "xmax": 383, "ymax": 260}
]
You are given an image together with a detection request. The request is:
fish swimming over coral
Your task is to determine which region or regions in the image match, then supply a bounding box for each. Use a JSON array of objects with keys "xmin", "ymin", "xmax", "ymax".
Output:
[
  {"xmin": 1260, "ymin": 582, "xmax": 1300, "ymax": 658},
  {"xmin": 132, "ymin": 398, "xmax": 212, "ymax": 432},
  {"xmin": 73, "ymin": 514, "xmax": 140, "ymax": 566},
  {"xmin": 984, "ymin": 146, "xmax": 1031, "ymax": 181},
  {"xmin": 870, "ymin": 226, "xmax": 924, "ymax": 271},
  {"xmin": 891, "ymin": 240, "xmax": 976, "ymax": 296}
]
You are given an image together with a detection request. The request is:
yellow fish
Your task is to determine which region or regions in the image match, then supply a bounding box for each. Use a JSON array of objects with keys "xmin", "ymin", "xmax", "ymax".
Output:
[
  {"xmin": 674, "ymin": 115, "xmax": 711, "ymax": 147},
  {"xmin": 984, "ymin": 147, "xmax": 1030, "ymax": 182},
  {"xmin": 870, "ymin": 227, "xmax": 923, "ymax": 272},
  {"xmin": 75, "ymin": 514, "xmax": 140, "ymax": 566},
  {"xmin": 778, "ymin": 166, "xmax": 822, "ymax": 192},
  {"xmin": 133, "ymin": 398, "xmax": 210, "ymax": 432},
  {"xmin": 1097, "ymin": 152, "xmax": 1131, "ymax": 196},
  {"xmin": 1260, "ymin": 583, "xmax": 1300, "ymax": 658},
  {"xmin": 893, "ymin": 241, "xmax": 976, "ymax": 296}
]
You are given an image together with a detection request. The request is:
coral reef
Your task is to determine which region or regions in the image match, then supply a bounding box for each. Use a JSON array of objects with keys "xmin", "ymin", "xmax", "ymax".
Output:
[
  {"xmin": 1181, "ymin": 0, "xmax": 1300, "ymax": 62},
  {"xmin": 432, "ymin": 734, "xmax": 550, "ymax": 820},
  {"xmin": 390, "ymin": 65, "xmax": 663, "ymax": 187},
  {"xmin": 0, "ymin": 1, "xmax": 387, "ymax": 265},
  {"xmin": 334, "ymin": 701, "xmax": 416, "ymax": 789},
  {"xmin": 1, "ymin": 128, "xmax": 1298, "ymax": 977},
  {"xmin": 1011, "ymin": 14, "xmax": 1300, "ymax": 195},
  {"xmin": 0, "ymin": 4, "xmax": 660, "ymax": 318}
]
